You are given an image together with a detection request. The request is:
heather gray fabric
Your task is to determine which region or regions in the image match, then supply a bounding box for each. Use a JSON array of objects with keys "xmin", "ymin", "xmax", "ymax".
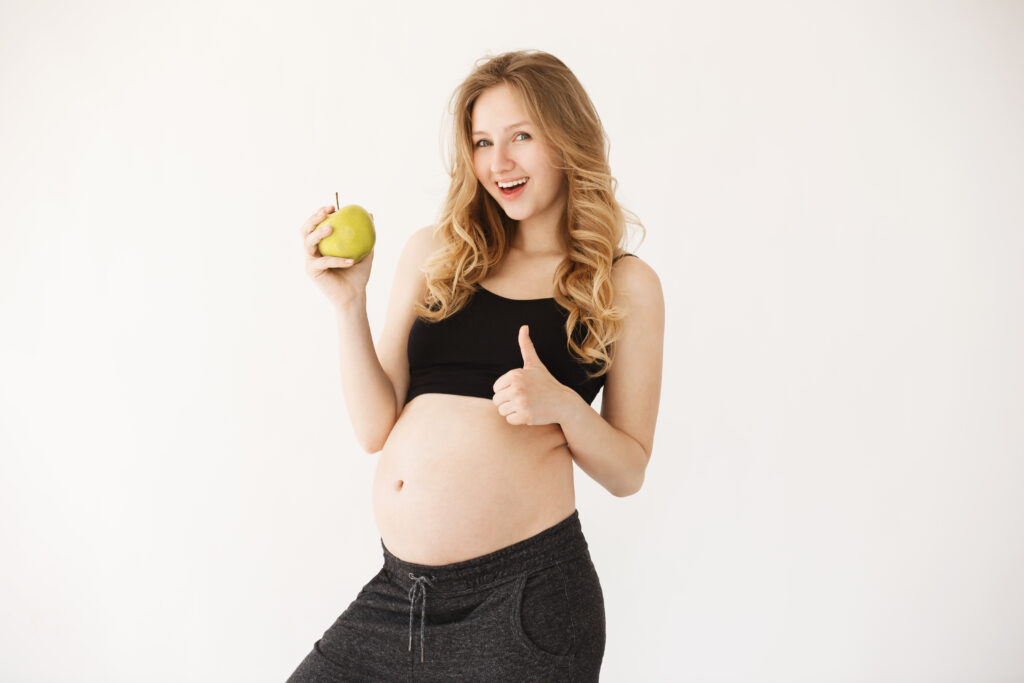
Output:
[{"xmin": 285, "ymin": 509, "xmax": 606, "ymax": 682}]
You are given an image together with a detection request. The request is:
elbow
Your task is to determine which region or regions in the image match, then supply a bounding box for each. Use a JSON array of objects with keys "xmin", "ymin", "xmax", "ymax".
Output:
[
  {"xmin": 613, "ymin": 451, "xmax": 649, "ymax": 497},
  {"xmin": 612, "ymin": 471, "xmax": 645, "ymax": 498},
  {"xmin": 360, "ymin": 412, "xmax": 400, "ymax": 454},
  {"xmin": 362, "ymin": 430, "xmax": 391, "ymax": 455},
  {"xmin": 357, "ymin": 433, "xmax": 386, "ymax": 455},
  {"xmin": 357, "ymin": 432, "xmax": 383, "ymax": 454}
]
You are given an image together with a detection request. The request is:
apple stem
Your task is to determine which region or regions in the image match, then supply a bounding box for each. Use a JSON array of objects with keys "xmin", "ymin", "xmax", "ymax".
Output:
[{"xmin": 335, "ymin": 192, "xmax": 339, "ymax": 210}]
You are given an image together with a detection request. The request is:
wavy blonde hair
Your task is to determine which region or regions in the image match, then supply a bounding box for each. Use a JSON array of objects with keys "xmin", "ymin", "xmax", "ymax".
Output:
[{"xmin": 415, "ymin": 49, "xmax": 646, "ymax": 379}]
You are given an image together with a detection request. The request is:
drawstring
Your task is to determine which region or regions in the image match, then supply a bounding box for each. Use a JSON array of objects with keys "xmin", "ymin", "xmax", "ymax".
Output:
[{"xmin": 407, "ymin": 572, "xmax": 434, "ymax": 662}]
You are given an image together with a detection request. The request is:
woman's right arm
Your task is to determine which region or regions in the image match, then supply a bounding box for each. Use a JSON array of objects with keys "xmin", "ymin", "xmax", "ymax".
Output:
[
  {"xmin": 332, "ymin": 295, "xmax": 399, "ymax": 454},
  {"xmin": 302, "ymin": 205, "xmax": 397, "ymax": 453}
]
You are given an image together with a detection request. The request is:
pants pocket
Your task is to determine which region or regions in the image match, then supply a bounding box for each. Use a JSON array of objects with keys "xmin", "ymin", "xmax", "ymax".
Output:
[{"xmin": 508, "ymin": 562, "xmax": 576, "ymax": 663}]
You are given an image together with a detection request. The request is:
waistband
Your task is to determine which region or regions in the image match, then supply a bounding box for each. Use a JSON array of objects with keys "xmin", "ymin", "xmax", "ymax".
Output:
[{"xmin": 381, "ymin": 509, "xmax": 589, "ymax": 595}]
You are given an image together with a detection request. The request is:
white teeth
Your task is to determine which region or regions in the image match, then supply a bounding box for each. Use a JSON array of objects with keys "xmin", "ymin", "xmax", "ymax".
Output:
[{"xmin": 498, "ymin": 178, "xmax": 528, "ymax": 188}]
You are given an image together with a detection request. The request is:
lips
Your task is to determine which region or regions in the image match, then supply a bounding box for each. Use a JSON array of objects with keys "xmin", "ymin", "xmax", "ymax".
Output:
[{"xmin": 497, "ymin": 178, "xmax": 528, "ymax": 197}]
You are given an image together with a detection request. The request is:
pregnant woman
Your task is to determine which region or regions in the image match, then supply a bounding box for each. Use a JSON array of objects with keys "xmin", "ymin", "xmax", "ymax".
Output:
[{"xmin": 288, "ymin": 49, "xmax": 664, "ymax": 682}]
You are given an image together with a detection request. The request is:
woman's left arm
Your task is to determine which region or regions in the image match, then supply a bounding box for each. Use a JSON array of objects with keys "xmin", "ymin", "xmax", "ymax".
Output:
[{"xmin": 557, "ymin": 257, "xmax": 665, "ymax": 497}]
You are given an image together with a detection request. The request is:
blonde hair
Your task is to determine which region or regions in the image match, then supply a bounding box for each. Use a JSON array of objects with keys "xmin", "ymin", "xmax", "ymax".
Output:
[{"xmin": 416, "ymin": 49, "xmax": 646, "ymax": 379}]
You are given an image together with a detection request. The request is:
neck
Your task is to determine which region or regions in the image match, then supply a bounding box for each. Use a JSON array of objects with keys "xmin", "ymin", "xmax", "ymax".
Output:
[{"xmin": 511, "ymin": 212, "xmax": 567, "ymax": 257}]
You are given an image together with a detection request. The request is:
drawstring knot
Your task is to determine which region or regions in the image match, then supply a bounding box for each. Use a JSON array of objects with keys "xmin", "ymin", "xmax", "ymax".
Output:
[{"xmin": 407, "ymin": 572, "xmax": 434, "ymax": 662}]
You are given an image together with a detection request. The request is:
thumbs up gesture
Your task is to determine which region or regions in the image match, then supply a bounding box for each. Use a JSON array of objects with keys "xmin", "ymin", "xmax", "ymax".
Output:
[{"xmin": 491, "ymin": 325, "xmax": 572, "ymax": 426}]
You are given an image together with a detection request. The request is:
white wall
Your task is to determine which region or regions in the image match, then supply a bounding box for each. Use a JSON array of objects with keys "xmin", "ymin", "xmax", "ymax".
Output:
[{"xmin": 2, "ymin": 1, "xmax": 1022, "ymax": 681}]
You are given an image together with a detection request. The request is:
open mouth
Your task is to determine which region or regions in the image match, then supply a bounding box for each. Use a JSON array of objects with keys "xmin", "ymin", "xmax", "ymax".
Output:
[{"xmin": 497, "ymin": 178, "xmax": 528, "ymax": 198}]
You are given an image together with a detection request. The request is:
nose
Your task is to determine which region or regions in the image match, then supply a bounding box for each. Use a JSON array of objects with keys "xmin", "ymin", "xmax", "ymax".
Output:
[{"xmin": 489, "ymin": 142, "xmax": 515, "ymax": 175}]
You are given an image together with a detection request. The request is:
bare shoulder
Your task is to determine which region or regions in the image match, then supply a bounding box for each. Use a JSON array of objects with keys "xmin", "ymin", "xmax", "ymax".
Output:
[
  {"xmin": 407, "ymin": 223, "xmax": 439, "ymax": 261},
  {"xmin": 611, "ymin": 254, "xmax": 663, "ymax": 312}
]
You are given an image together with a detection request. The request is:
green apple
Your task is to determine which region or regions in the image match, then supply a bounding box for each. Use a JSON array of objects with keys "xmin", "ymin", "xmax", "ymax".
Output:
[{"xmin": 316, "ymin": 204, "xmax": 376, "ymax": 262}]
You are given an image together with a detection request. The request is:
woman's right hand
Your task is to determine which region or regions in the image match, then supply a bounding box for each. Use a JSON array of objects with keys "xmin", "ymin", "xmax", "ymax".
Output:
[{"xmin": 301, "ymin": 205, "xmax": 375, "ymax": 310}]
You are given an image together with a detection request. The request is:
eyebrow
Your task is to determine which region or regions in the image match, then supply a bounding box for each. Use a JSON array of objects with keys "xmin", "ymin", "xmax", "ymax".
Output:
[{"xmin": 471, "ymin": 120, "xmax": 532, "ymax": 136}]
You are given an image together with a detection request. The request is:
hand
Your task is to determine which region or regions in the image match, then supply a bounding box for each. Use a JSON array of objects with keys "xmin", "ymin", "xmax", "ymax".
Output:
[
  {"xmin": 491, "ymin": 325, "xmax": 571, "ymax": 426},
  {"xmin": 301, "ymin": 205, "xmax": 375, "ymax": 309}
]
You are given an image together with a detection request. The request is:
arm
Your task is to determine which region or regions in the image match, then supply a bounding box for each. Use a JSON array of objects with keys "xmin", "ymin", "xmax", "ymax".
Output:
[
  {"xmin": 559, "ymin": 256, "xmax": 664, "ymax": 496},
  {"xmin": 558, "ymin": 391, "xmax": 650, "ymax": 497},
  {"xmin": 333, "ymin": 295, "xmax": 398, "ymax": 454}
]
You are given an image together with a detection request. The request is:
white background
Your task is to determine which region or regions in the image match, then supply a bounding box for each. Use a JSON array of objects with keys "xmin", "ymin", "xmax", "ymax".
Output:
[{"xmin": 2, "ymin": 1, "xmax": 1022, "ymax": 681}]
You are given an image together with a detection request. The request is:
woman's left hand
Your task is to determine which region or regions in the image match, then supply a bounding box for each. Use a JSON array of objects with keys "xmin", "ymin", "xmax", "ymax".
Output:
[{"xmin": 492, "ymin": 325, "xmax": 572, "ymax": 426}]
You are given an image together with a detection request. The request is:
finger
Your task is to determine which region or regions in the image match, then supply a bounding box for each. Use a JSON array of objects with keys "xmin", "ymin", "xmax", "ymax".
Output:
[
  {"xmin": 492, "ymin": 372, "xmax": 516, "ymax": 394},
  {"xmin": 306, "ymin": 222, "xmax": 334, "ymax": 256},
  {"xmin": 301, "ymin": 206, "xmax": 335, "ymax": 236},
  {"xmin": 315, "ymin": 255, "xmax": 356, "ymax": 270},
  {"xmin": 492, "ymin": 386, "xmax": 514, "ymax": 406},
  {"xmin": 308, "ymin": 255, "xmax": 354, "ymax": 273}
]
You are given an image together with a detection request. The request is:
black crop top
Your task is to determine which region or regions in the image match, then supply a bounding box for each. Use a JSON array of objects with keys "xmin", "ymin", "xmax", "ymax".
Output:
[{"xmin": 404, "ymin": 253, "xmax": 636, "ymax": 407}]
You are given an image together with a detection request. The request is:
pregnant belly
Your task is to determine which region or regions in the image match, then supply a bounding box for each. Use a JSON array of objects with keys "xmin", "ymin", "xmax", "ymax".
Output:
[{"xmin": 371, "ymin": 393, "xmax": 576, "ymax": 566}]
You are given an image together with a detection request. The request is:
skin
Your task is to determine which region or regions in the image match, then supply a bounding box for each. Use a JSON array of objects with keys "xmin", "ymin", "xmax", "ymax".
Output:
[
  {"xmin": 471, "ymin": 82, "xmax": 569, "ymax": 257},
  {"xmin": 473, "ymin": 84, "xmax": 581, "ymax": 430},
  {"xmin": 370, "ymin": 84, "xmax": 579, "ymax": 565}
]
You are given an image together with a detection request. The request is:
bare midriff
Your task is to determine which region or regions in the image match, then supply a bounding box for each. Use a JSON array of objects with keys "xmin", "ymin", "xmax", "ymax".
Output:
[{"xmin": 371, "ymin": 392, "xmax": 576, "ymax": 566}]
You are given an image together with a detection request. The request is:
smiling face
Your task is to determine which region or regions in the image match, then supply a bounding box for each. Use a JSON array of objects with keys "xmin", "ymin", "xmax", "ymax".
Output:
[{"xmin": 470, "ymin": 83, "xmax": 567, "ymax": 226}]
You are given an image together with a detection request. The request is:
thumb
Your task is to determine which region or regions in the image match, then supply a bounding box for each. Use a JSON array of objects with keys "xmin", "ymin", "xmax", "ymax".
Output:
[{"xmin": 519, "ymin": 324, "xmax": 543, "ymax": 367}]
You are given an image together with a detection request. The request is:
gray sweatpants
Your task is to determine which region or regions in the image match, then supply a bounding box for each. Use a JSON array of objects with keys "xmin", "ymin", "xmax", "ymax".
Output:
[{"xmin": 285, "ymin": 509, "xmax": 606, "ymax": 682}]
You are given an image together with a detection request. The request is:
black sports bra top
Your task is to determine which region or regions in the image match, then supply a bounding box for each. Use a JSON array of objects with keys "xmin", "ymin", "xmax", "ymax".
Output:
[{"xmin": 404, "ymin": 253, "xmax": 636, "ymax": 407}]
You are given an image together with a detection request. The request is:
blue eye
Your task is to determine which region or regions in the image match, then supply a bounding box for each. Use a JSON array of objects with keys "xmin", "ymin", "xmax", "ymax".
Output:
[{"xmin": 474, "ymin": 132, "xmax": 531, "ymax": 148}]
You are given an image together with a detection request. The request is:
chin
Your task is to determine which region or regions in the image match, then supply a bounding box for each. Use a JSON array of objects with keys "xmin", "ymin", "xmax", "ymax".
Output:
[{"xmin": 503, "ymin": 206, "xmax": 531, "ymax": 220}]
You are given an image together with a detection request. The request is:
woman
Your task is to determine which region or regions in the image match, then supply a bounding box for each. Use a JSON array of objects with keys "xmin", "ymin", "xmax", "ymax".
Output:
[{"xmin": 289, "ymin": 49, "xmax": 664, "ymax": 682}]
